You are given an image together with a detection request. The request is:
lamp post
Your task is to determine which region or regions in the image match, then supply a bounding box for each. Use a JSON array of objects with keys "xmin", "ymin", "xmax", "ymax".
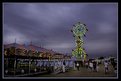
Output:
[{"xmin": 14, "ymin": 42, "xmax": 16, "ymax": 76}]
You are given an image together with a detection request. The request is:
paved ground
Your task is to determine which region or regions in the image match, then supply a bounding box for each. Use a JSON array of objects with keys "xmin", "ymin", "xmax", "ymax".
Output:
[{"xmin": 35, "ymin": 64, "xmax": 117, "ymax": 77}]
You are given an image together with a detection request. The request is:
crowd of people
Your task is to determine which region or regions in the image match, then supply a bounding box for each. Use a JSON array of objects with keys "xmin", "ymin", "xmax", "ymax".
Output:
[
  {"xmin": 51, "ymin": 58, "xmax": 117, "ymax": 75},
  {"xmin": 75, "ymin": 59, "xmax": 117, "ymax": 74}
]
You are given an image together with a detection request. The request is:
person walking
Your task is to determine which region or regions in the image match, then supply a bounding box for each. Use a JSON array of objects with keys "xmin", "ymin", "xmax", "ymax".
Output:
[
  {"xmin": 62, "ymin": 61, "xmax": 65, "ymax": 72},
  {"xmin": 76, "ymin": 62, "xmax": 80, "ymax": 71},
  {"xmin": 96, "ymin": 61, "xmax": 99, "ymax": 72},
  {"xmin": 104, "ymin": 60, "xmax": 109, "ymax": 74},
  {"xmin": 93, "ymin": 61, "xmax": 97, "ymax": 72},
  {"xmin": 85, "ymin": 61, "xmax": 88, "ymax": 68},
  {"xmin": 89, "ymin": 61, "xmax": 93, "ymax": 71}
]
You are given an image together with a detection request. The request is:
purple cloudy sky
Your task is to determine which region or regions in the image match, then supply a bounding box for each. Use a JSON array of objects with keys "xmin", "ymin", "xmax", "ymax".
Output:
[{"xmin": 3, "ymin": 3, "xmax": 118, "ymax": 58}]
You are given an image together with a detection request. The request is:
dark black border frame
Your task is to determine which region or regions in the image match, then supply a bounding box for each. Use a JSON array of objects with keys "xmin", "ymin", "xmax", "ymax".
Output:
[{"xmin": 1, "ymin": 0, "xmax": 119, "ymax": 80}]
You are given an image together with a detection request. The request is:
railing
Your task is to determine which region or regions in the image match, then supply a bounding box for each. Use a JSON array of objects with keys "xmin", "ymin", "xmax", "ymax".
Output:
[{"xmin": 4, "ymin": 56, "xmax": 74, "ymax": 77}]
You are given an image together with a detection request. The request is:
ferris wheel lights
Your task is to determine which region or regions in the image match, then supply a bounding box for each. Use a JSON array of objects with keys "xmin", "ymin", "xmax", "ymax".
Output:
[
  {"xmin": 84, "ymin": 34, "xmax": 86, "ymax": 37},
  {"xmin": 83, "ymin": 24, "xmax": 86, "ymax": 26},
  {"xmin": 78, "ymin": 36, "xmax": 80, "ymax": 39},
  {"xmin": 86, "ymin": 29, "xmax": 88, "ymax": 31},
  {"xmin": 71, "ymin": 22, "xmax": 88, "ymax": 59}
]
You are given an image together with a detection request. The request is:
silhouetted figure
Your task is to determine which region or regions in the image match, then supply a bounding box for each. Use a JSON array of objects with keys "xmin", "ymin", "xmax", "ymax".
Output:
[
  {"xmin": 85, "ymin": 61, "xmax": 88, "ymax": 68},
  {"xmin": 62, "ymin": 61, "xmax": 65, "ymax": 72},
  {"xmin": 96, "ymin": 61, "xmax": 99, "ymax": 72},
  {"xmin": 110, "ymin": 58, "xmax": 116, "ymax": 69},
  {"xmin": 104, "ymin": 61, "xmax": 109, "ymax": 74},
  {"xmin": 112, "ymin": 61, "xmax": 116, "ymax": 70},
  {"xmin": 93, "ymin": 61, "xmax": 97, "ymax": 72},
  {"xmin": 80, "ymin": 61, "xmax": 83, "ymax": 67},
  {"xmin": 89, "ymin": 61, "xmax": 93, "ymax": 71}
]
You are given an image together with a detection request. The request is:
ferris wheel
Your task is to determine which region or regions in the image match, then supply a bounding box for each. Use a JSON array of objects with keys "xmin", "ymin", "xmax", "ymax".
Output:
[{"xmin": 71, "ymin": 22, "xmax": 88, "ymax": 60}]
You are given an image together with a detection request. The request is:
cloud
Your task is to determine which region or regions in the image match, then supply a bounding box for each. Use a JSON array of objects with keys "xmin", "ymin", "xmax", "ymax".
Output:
[
  {"xmin": 97, "ymin": 22, "xmax": 116, "ymax": 34},
  {"xmin": 3, "ymin": 24, "xmax": 29, "ymax": 44},
  {"xmin": 85, "ymin": 40, "xmax": 117, "ymax": 52},
  {"xmin": 3, "ymin": 3, "xmax": 118, "ymax": 57}
]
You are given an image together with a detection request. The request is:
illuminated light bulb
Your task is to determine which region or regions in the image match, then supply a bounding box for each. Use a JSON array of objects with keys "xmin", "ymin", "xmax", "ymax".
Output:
[
  {"xmin": 5, "ymin": 70, "xmax": 8, "ymax": 74},
  {"xmin": 34, "ymin": 68, "xmax": 37, "ymax": 72},
  {"xmin": 21, "ymin": 69, "xmax": 24, "ymax": 73}
]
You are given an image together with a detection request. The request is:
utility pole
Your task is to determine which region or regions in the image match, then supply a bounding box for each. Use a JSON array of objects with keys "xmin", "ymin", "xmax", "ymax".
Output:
[{"xmin": 14, "ymin": 38, "xmax": 16, "ymax": 76}]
